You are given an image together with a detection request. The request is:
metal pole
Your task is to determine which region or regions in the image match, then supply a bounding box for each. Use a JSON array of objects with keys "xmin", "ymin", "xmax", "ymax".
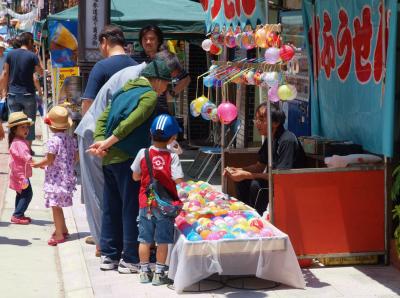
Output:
[
  {"xmin": 263, "ymin": 0, "xmax": 274, "ymax": 223},
  {"xmin": 221, "ymin": 45, "xmax": 227, "ymax": 185},
  {"xmin": 381, "ymin": 0, "xmax": 388, "ymax": 264}
]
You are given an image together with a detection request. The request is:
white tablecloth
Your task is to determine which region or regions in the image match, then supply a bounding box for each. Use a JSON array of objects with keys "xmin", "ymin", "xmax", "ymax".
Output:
[{"xmin": 168, "ymin": 222, "xmax": 306, "ymax": 293}]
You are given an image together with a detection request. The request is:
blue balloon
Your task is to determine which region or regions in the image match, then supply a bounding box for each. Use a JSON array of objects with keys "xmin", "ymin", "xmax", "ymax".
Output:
[
  {"xmin": 223, "ymin": 233, "xmax": 236, "ymax": 239},
  {"xmin": 187, "ymin": 231, "xmax": 203, "ymax": 241},
  {"xmin": 203, "ymin": 75, "xmax": 215, "ymax": 88},
  {"xmin": 201, "ymin": 102, "xmax": 216, "ymax": 120},
  {"xmin": 183, "ymin": 226, "xmax": 193, "ymax": 236}
]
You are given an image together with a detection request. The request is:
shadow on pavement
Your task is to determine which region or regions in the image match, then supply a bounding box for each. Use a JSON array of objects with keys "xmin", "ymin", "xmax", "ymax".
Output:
[
  {"xmin": 302, "ymin": 268, "xmax": 331, "ymax": 288},
  {"xmin": 0, "ymin": 235, "xmax": 32, "ymax": 246},
  {"xmin": 68, "ymin": 231, "xmax": 91, "ymax": 241},
  {"xmin": 0, "ymin": 221, "xmax": 10, "ymax": 227},
  {"xmin": 30, "ymin": 219, "xmax": 53, "ymax": 226},
  {"xmin": 355, "ymin": 266, "xmax": 400, "ymax": 295}
]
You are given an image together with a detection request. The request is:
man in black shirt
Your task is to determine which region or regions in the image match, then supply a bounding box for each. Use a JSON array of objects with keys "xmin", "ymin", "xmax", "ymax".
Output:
[
  {"xmin": 225, "ymin": 102, "xmax": 305, "ymax": 215},
  {"xmin": 1, "ymin": 32, "xmax": 43, "ymax": 149}
]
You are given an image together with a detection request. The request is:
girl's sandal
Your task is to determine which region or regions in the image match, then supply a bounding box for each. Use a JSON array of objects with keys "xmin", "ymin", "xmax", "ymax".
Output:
[
  {"xmin": 48, "ymin": 237, "xmax": 66, "ymax": 246},
  {"xmin": 52, "ymin": 232, "xmax": 70, "ymax": 239}
]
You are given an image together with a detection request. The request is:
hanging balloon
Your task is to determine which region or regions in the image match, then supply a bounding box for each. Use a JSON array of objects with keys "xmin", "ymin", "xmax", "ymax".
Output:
[
  {"xmin": 201, "ymin": 39, "xmax": 213, "ymax": 52},
  {"xmin": 266, "ymin": 31, "xmax": 281, "ymax": 47},
  {"xmin": 190, "ymin": 101, "xmax": 200, "ymax": 117},
  {"xmin": 280, "ymin": 44, "xmax": 295, "ymax": 62},
  {"xmin": 234, "ymin": 27, "xmax": 242, "ymax": 48},
  {"xmin": 201, "ymin": 102, "xmax": 216, "ymax": 120},
  {"xmin": 209, "ymin": 64, "xmax": 218, "ymax": 72},
  {"xmin": 214, "ymin": 79, "xmax": 223, "ymax": 87},
  {"xmin": 217, "ymin": 102, "xmax": 238, "ymax": 124},
  {"xmin": 210, "ymin": 108, "xmax": 219, "ymax": 122},
  {"xmin": 224, "ymin": 29, "xmax": 237, "ymax": 48},
  {"xmin": 278, "ymin": 84, "xmax": 297, "ymax": 101},
  {"xmin": 264, "ymin": 47, "xmax": 281, "ymax": 64},
  {"xmin": 254, "ymin": 71, "xmax": 262, "ymax": 86},
  {"xmin": 210, "ymin": 31, "xmax": 224, "ymax": 46},
  {"xmin": 245, "ymin": 70, "xmax": 255, "ymax": 85},
  {"xmin": 209, "ymin": 43, "xmax": 222, "ymax": 55},
  {"xmin": 234, "ymin": 33, "xmax": 242, "ymax": 48},
  {"xmin": 268, "ymin": 85, "xmax": 280, "ymax": 102},
  {"xmin": 261, "ymin": 71, "xmax": 279, "ymax": 87},
  {"xmin": 241, "ymin": 31, "xmax": 256, "ymax": 50},
  {"xmin": 203, "ymin": 75, "xmax": 215, "ymax": 88},
  {"xmin": 255, "ymin": 27, "xmax": 268, "ymax": 48},
  {"xmin": 194, "ymin": 95, "xmax": 209, "ymax": 113}
]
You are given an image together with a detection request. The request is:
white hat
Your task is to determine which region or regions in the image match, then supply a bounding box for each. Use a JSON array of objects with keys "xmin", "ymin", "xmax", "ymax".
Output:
[{"xmin": 0, "ymin": 41, "xmax": 8, "ymax": 49}]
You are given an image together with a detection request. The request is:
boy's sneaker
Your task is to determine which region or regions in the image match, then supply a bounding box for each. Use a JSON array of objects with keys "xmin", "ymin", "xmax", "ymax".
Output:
[
  {"xmin": 100, "ymin": 256, "xmax": 119, "ymax": 270},
  {"xmin": 118, "ymin": 259, "xmax": 140, "ymax": 274},
  {"xmin": 152, "ymin": 272, "xmax": 171, "ymax": 286},
  {"xmin": 139, "ymin": 270, "xmax": 153, "ymax": 283}
]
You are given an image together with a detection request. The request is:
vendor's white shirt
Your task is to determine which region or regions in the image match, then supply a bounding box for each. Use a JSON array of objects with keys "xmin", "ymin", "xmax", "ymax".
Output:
[{"xmin": 75, "ymin": 62, "xmax": 147, "ymax": 137}]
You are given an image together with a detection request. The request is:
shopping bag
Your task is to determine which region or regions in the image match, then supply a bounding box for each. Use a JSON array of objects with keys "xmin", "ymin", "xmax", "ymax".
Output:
[{"xmin": 0, "ymin": 97, "xmax": 8, "ymax": 122}]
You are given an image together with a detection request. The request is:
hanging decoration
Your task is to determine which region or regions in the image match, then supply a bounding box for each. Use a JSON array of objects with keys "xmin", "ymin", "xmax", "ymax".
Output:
[{"xmin": 193, "ymin": 21, "xmax": 299, "ymax": 125}]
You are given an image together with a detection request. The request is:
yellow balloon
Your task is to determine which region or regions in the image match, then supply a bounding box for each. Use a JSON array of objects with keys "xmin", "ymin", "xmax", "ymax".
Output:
[
  {"xmin": 194, "ymin": 96, "xmax": 209, "ymax": 113},
  {"xmin": 277, "ymin": 85, "xmax": 293, "ymax": 100}
]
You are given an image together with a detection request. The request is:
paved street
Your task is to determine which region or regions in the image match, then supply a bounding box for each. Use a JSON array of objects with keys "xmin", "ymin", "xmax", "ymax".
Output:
[{"xmin": 0, "ymin": 122, "xmax": 400, "ymax": 297}]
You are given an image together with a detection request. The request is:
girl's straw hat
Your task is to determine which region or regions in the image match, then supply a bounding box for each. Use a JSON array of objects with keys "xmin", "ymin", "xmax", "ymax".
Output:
[
  {"xmin": 7, "ymin": 111, "xmax": 34, "ymax": 128},
  {"xmin": 45, "ymin": 106, "xmax": 73, "ymax": 130}
]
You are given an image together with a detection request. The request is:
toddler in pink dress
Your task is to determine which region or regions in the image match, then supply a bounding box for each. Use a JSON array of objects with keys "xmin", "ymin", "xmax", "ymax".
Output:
[
  {"xmin": 33, "ymin": 106, "xmax": 78, "ymax": 246},
  {"xmin": 7, "ymin": 112, "xmax": 34, "ymax": 225}
]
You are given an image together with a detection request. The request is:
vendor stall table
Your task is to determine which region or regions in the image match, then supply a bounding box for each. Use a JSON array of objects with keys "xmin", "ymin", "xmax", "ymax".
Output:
[{"xmin": 168, "ymin": 222, "xmax": 306, "ymax": 293}]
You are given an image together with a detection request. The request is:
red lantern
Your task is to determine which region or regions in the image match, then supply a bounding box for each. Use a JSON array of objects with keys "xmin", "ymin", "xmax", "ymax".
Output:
[{"xmin": 279, "ymin": 45, "xmax": 295, "ymax": 62}]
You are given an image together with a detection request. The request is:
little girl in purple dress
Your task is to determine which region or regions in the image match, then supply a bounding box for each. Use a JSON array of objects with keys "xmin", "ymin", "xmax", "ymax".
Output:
[{"xmin": 33, "ymin": 106, "xmax": 78, "ymax": 246}]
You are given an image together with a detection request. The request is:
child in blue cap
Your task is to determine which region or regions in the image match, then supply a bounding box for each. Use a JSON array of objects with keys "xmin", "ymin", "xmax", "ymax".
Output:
[{"xmin": 131, "ymin": 114, "xmax": 184, "ymax": 285}]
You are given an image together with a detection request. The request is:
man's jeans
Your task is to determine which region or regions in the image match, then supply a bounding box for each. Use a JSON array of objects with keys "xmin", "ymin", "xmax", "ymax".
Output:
[
  {"xmin": 8, "ymin": 93, "xmax": 37, "ymax": 141},
  {"xmin": 13, "ymin": 181, "xmax": 33, "ymax": 218},
  {"xmin": 236, "ymin": 179, "xmax": 268, "ymax": 215},
  {"xmin": 100, "ymin": 159, "xmax": 140, "ymax": 263}
]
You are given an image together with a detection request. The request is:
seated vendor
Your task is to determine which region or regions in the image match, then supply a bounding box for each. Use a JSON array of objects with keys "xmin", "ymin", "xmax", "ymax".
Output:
[{"xmin": 224, "ymin": 102, "xmax": 305, "ymax": 215}]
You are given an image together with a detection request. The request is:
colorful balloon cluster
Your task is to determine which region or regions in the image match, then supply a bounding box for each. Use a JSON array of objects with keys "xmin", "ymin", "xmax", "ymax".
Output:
[
  {"xmin": 175, "ymin": 181, "xmax": 276, "ymax": 241},
  {"xmin": 202, "ymin": 25, "xmax": 283, "ymax": 53},
  {"xmin": 190, "ymin": 97, "xmax": 238, "ymax": 125}
]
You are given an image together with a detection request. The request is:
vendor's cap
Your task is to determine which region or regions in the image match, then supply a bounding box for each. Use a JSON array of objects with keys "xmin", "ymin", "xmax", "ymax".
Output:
[
  {"xmin": 141, "ymin": 59, "xmax": 172, "ymax": 81},
  {"xmin": 150, "ymin": 114, "xmax": 181, "ymax": 139},
  {"xmin": 7, "ymin": 111, "xmax": 33, "ymax": 128},
  {"xmin": 0, "ymin": 41, "xmax": 8, "ymax": 49},
  {"xmin": 45, "ymin": 105, "xmax": 73, "ymax": 130}
]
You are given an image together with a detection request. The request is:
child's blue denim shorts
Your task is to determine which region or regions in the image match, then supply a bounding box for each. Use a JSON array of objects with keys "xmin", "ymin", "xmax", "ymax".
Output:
[{"xmin": 137, "ymin": 208, "xmax": 175, "ymax": 244}]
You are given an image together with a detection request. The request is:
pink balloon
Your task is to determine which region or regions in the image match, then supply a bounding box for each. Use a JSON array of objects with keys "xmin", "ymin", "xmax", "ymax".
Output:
[
  {"xmin": 264, "ymin": 47, "xmax": 281, "ymax": 64},
  {"xmin": 268, "ymin": 85, "xmax": 280, "ymax": 102},
  {"xmin": 217, "ymin": 102, "xmax": 238, "ymax": 124}
]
